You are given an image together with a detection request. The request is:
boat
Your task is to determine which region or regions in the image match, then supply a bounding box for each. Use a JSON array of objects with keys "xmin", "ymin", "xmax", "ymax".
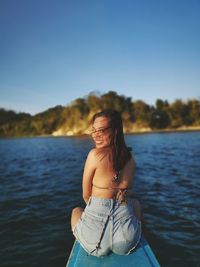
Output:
[{"xmin": 66, "ymin": 236, "xmax": 160, "ymax": 267}]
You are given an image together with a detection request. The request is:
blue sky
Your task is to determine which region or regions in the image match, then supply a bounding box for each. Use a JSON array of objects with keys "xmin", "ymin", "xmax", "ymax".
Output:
[{"xmin": 0, "ymin": 0, "xmax": 199, "ymax": 115}]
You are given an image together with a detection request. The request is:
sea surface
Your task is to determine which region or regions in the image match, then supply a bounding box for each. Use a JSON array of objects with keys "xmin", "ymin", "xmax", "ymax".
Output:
[{"xmin": 0, "ymin": 132, "xmax": 200, "ymax": 267}]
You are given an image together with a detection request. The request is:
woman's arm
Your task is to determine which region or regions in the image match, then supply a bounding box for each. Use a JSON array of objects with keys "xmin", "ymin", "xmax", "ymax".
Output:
[{"xmin": 82, "ymin": 149, "xmax": 97, "ymax": 203}]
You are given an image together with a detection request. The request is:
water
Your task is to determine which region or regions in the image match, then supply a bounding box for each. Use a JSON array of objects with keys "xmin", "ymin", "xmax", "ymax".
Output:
[{"xmin": 0, "ymin": 132, "xmax": 199, "ymax": 267}]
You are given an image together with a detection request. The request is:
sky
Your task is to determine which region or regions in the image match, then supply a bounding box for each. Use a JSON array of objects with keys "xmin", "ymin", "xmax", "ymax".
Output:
[{"xmin": 0, "ymin": 0, "xmax": 200, "ymax": 115}]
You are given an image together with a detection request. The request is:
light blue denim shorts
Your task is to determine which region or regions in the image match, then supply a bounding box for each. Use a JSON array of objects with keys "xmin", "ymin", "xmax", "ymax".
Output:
[{"xmin": 72, "ymin": 196, "xmax": 141, "ymax": 257}]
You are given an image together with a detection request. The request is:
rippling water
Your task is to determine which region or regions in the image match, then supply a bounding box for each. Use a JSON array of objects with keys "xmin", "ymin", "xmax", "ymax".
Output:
[{"xmin": 0, "ymin": 132, "xmax": 200, "ymax": 267}]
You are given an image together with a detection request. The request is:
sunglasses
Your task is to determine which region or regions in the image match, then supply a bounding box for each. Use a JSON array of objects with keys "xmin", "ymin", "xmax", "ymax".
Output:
[{"xmin": 90, "ymin": 126, "xmax": 111, "ymax": 135}]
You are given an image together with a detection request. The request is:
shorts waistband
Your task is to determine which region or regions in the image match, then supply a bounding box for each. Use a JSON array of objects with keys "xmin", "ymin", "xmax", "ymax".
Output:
[{"xmin": 88, "ymin": 196, "xmax": 130, "ymax": 208}]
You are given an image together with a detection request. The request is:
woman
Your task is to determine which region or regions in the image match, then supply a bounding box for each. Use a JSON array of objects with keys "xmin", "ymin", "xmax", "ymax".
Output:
[{"xmin": 71, "ymin": 109, "xmax": 142, "ymax": 257}]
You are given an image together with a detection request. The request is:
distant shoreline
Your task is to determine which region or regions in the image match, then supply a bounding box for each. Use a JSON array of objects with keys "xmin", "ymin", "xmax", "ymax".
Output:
[
  {"xmin": 52, "ymin": 126, "xmax": 200, "ymax": 137},
  {"xmin": 1, "ymin": 126, "xmax": 200, "ymax": 139},
  {"xmin": 124, "ymin": 126, "xmax": 200, "ymax": 135}
]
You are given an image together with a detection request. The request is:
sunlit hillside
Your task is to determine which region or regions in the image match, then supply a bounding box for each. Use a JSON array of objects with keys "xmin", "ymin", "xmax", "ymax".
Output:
[{"xmin": 0, "ymin": 91, "xmax": 200, "ymax": 137}]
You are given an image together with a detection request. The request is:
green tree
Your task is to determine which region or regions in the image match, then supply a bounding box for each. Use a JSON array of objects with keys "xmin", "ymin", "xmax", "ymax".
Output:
[
  {"xmin": 132, "ymin": 100, "xmax": 151, "ymax": 125},
  {"xmin": 169, "ymin": 99, "xmax": 191, "ymax": 127},
  {"xmin": 150, "ymin": 99, "xmax": 170, "ymax": 129},
  {"xmin": 86, "ymin": 92, "xmax": 101, "ymax": 112},
  {"xmin": 71, "ymin": 98, "xmax": 89, "ymax": 116},
  {"xmin": 187, "ymin": 99, "xmax": 200, "ymax": 125}
]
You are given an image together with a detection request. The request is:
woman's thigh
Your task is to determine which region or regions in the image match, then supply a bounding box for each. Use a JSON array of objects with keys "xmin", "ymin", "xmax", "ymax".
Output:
[{"xmin": 71, "ymin": 207, "xmax": 83, "ymax": 230}]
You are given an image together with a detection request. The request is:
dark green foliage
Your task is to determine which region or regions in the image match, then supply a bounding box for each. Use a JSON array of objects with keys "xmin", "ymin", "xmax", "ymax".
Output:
[
  {"xmin": 0, "ymin": 108, "xmax": 30, "ymax": 126},
  {"xmin": 31, "ymin": 105, "xmax": 65, "ymax": 134},
  {"xmin": 132, "ymin": 100, "xmax": 151, "ymax": 124},
  {"xmin": 71, "ymin": 98, "xmax": 89, "ymax": 116},
  {"xmin": 0, "ymin": 92, "xmax": 200, "ymax": 137},
  {"xmin": 150, "ymin": 110, "xmax": 170, "ymax": 129},
  {"xmin": 150, "ymin": 99, "xmax": 170, "ymax": 129}
]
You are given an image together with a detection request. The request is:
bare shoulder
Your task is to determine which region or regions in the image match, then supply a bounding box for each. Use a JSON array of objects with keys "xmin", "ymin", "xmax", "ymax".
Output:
[
  {"xmin": 87, "ymin": 148, "xmax": 98, "ymax": 158},
  {"xmin": 86, "ymin": 148, "xmax": 99, "ymax": 164},
  {"xmin": 88, "ymin": 147, "xmax": 109, "ymax": 161}
]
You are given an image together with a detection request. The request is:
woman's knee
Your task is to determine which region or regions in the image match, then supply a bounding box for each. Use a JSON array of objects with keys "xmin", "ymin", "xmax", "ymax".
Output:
[
  {"xmin": 72, "ymin": 207, "xmax": 82, "ymax": 215},
  {"xmin": 71, "ymin": 207, "xmax": 83, "ymax": 229}
]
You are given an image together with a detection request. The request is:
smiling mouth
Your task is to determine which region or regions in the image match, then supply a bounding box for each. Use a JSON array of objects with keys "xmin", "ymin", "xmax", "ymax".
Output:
[{"xmin": 94, "ymin": 140, "xmax": 103, "ymax": 144}]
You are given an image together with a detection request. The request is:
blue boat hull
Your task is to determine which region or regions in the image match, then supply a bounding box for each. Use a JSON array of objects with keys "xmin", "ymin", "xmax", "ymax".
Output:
[{"xmin": 66, "ymin": 236, "xmax": 160, "ymax": 267}]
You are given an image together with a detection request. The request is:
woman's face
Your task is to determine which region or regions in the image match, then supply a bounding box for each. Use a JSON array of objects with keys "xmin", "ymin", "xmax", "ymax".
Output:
[{"xmin": 91, "ymin": 116, "xmax": 113, "ymax": 149}]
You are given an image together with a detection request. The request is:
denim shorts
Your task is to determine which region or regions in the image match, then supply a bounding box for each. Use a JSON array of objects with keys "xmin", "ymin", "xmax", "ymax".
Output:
[{"xmin": 72, "ymin": 196, "xmax": 141, "ymax": 257}]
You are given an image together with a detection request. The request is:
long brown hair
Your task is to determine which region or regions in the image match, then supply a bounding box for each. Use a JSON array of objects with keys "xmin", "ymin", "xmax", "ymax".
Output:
[{"xmin": 92, "ymin": 109, "xmax": 132, "ymax": 173}]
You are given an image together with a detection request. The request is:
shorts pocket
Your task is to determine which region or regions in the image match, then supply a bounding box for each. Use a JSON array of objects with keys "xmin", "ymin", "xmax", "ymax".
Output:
[{"xmin": 80, "ymin": 212, "xmax": 106, "ymax": 246}]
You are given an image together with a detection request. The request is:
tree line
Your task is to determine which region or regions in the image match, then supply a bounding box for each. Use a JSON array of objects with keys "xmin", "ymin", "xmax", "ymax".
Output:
[{"xmin": 0, "ymin": 91, "xmax": 200, "ymax": 137}]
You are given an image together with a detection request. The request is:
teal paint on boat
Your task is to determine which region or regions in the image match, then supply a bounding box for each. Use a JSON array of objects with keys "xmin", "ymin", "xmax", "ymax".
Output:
[{"xmin": 66, "ymin": 236, "xmax": 160, "ymax": 267}]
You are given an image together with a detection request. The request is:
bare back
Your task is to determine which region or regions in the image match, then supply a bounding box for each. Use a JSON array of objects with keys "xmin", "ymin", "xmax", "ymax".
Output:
[{"xmin": 91, "ymin": 148, "xmax": 135, "ymax": 199}]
